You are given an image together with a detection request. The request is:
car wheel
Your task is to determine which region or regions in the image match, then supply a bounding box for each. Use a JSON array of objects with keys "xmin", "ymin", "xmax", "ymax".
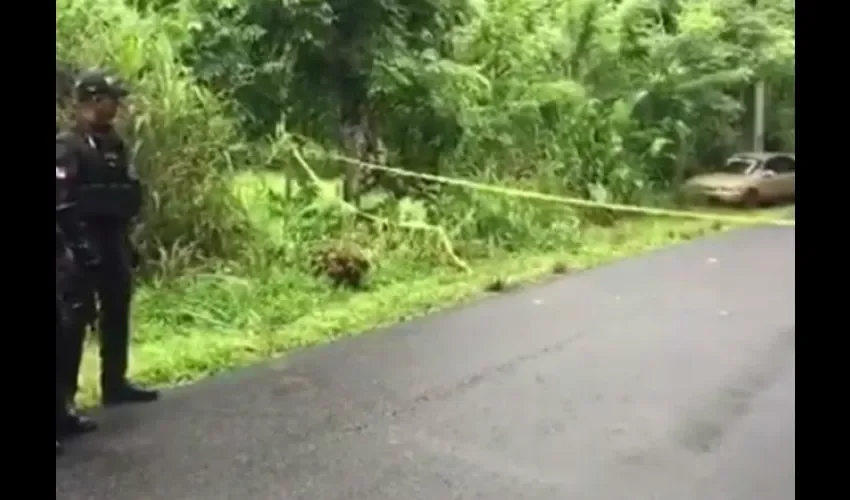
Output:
[{"xmin": 741, "ymin": 188, "xmax": 760, "ymax": 209}]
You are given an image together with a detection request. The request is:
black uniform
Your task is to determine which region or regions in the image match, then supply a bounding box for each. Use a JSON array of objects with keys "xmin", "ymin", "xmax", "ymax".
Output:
[
  {"xmin": 59, "ymin": 69, "xmax": 159, "ymax": 407},
  {"xmin": 56, "ymin": 137, "xmax": 100, "ymax": 445}
]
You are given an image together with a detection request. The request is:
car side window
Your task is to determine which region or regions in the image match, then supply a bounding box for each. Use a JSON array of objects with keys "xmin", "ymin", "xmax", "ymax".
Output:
[{"xmin": 767, "ymin": 157, "xmax": 795, "ymax": 174}]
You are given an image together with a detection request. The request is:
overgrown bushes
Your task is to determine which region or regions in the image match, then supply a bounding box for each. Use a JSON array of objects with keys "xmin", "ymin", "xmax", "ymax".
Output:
[
  {"xmin": 56, "ymin": 0, "xmax": 795, "ymax": 277},
  {"xmin": 57, "ymin": 0, "xmax": 795, "ymax": 396}
]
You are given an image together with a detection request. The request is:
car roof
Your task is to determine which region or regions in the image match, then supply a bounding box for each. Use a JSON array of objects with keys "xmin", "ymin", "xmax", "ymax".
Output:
[{"xmin": 729, "ymin": 152, "xmax": 795, "ymax": 162}]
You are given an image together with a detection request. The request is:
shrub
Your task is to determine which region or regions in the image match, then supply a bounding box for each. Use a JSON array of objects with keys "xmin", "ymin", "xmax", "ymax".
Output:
[{"xmin": 57, "ymin": 0, "xmax": 795, "ymax": 276}]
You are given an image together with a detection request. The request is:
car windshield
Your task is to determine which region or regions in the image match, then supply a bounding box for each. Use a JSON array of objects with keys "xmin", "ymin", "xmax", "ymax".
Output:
[{"xmin": 720, "ymin": 158, "xmax": 757, "ymax": 174}]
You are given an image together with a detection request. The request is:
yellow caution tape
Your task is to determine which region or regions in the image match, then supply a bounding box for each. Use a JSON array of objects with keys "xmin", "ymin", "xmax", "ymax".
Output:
[{"xmin": 318, "ymin": 152, "xmax": 795, "ymax": 228}]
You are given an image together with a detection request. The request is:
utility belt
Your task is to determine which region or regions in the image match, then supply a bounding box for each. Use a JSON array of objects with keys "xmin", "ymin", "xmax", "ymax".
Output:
[{"xmin": 77, "ymin": 182, "xmax": 142, "ymax": 220}]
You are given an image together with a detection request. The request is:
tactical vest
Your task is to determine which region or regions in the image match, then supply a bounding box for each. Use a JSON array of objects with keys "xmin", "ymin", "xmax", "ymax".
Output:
[{"xmin": 59, "ymin": 129, "xmax": 142, "ymax": 220}]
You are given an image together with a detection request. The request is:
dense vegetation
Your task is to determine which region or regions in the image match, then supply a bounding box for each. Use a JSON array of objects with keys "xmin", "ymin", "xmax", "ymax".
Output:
[{"xmin": 56, "ymin": 0, "xmax": 794, "ymax": 397}]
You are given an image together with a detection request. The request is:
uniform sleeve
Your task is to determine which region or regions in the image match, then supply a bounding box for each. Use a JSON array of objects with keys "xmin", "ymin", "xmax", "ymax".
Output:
[
  {"xmin": 55, "ymin": 136, "xmax": 79, "ymax": 210},
  {"xmin": 113, "ymin": 130, "xmax": 140, "ymax": 181},
  {"xmin": 56, "ymin": 135, "xmax": 100, "ymax": 269},
  {"xmin": 114, "ymin": 131, "xmax": 145, "ymax": 219}
]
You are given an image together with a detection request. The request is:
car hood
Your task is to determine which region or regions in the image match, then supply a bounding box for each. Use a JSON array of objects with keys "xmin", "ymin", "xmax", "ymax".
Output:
[{"xmin": 685, "ymin": 173, "xmax": 754, "ymax": 189}]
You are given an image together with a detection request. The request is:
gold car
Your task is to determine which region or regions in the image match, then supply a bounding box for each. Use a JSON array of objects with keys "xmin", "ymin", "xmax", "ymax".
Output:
[{"xmin": 683, "ymin": 152, "xmax": 795, "ymax": 207}]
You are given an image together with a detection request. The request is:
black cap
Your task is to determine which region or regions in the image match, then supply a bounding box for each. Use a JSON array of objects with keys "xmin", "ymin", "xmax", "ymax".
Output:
[{"xmin": 74, "ymin": 69, "xmax": 129, "ymax": 101}]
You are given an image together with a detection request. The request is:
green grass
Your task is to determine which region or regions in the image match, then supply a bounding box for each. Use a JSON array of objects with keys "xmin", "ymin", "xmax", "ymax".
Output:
[
  {"xmin": 73, "ymin": 168, "xmax": 794, "ymax": 408},
  {"xmin": 74, "ymin": 214, "xmax": 756, "ymax": 407}
]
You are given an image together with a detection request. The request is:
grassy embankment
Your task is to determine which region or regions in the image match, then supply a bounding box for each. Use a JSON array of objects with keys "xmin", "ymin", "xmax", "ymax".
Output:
[
  {"xmin": 58, "ymin": 0, "xmax": 795, "ymax": 406},
  {"xmin": 75, "ymin": 195, "xmax": 789, "ymax": 407}
]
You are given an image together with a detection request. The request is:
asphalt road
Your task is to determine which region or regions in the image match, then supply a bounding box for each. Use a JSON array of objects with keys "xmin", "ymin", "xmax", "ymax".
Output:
[{"xmin": 56, "ymin": 226, "xmax": 795, "ymax": 500}]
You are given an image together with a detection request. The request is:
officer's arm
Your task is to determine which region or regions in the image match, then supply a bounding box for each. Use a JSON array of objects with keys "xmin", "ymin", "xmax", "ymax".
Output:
[
  {"xmin": 55, "ymin": 137, "xmax": 78, "ymax": 213},
  {"xmin": 121, "ymin": 137, "xmax": 144, "ymax": 268},
  {"xmin": 124, "ymin": 136, "xmax": 145, "ymax": 208},
  {"xmin": 56, "ymin": 138, "xmax": 100, "ymax": 269}
]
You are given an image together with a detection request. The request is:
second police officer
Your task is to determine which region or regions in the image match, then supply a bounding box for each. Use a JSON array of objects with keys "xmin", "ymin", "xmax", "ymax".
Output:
[
  {"xmin": 58, "ymin": 69, "xmax": 159, "ymax": 419},
  {"xmin": 56, "ymin": 125, "xmax": 101, "ymax": 449}
]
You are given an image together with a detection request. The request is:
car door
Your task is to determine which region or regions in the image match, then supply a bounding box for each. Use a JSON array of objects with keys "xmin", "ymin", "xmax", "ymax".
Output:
[{"xmin": 762, "ymin": 156, "xmax": 795, "ymax": 200}]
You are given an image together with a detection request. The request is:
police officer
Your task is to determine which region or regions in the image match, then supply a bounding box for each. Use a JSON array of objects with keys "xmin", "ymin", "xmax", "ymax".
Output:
[
  {"xmin": 56, "ymin": 135, "xmax": 101, "ymax": 447},
  {"xmin": 58, "ymin": 69, "xmax": 159, "ymax": 411}
]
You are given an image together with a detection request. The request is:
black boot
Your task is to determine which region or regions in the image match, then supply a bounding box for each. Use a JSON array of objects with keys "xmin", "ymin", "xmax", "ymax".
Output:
[
  {"xmin": 58, "ymin": 408, "xmax": 98, "ymax": 438},
  {"xmin": 102, "ymin": 381, "xmax": 159, "ymax": 406}
]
